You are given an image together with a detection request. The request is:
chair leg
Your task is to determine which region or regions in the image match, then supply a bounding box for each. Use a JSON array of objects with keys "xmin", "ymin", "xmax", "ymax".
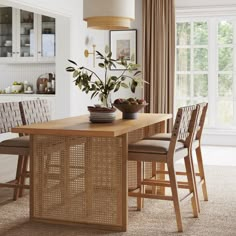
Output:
[
  {"xmin": 13, "ymin": 155, "xmax": 24, "ymax": 201},
  {"xmin": 184, "ymin": 156, "xmax": 199, "ymax": 218},
  {"xmin": 168, "ymin": 162, "xmax": 183, "ymax": 232},
  {"xmin": 137, "ymin": 160, "xmax": 143, "ymax": 210},
  {"xmin": 196, "ymin": 146, "xmax": 208, "ymax": 201},
  {"xmin": 189, "ymin": 152, "xmax": 200, "ymax": 213},
  {"xmin": 19, "ymin": 155, "xmax": 29, "ymax": 197}
]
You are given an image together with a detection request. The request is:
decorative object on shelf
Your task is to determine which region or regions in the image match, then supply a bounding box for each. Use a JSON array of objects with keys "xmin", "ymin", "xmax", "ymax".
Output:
[
  {"xmin": 11, "ymin": 81, "xmax": 23, "ymax": 93},
  {"xmin": 84, "ymin": 44, "xmax": 96, "ymax": 67},
  {"xmin": 36, "ymin": 73, "xmax": 55, "ymax": 94},
  {"xmin": 109, "ymin": 29, "xmax": 137, "ymax": 70},
  {"xmin": 88, "ymin": 106, "xmax": 116, "ymax": 123},
  {"xmin": 66, "ymin": 47, "xmax": 145, "ymax": 109},
  {"xmin": 83, "ymin": 0, "xmax": 135, "ymax": 30},
  {"xmin": 113, "ymin": 97, "xmax": 148, "ymax": 119}
]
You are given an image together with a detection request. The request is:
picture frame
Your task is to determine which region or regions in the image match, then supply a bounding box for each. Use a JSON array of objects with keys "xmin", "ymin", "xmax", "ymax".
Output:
[{"xmin": 109, "ymin": 29, "xmax": 137, "ymax": 70}]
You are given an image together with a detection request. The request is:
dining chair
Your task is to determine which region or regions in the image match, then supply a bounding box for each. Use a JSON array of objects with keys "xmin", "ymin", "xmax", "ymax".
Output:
[
  {"xmin": 0, "ymin": 102, "xmax": 30, "ymax": 200},
  {"xmin": 128, "ymin": 105, "xmax": 200, "ymax": 232},
  {"xmin": 144, "ymin": 103, "xmax": 208, "ymax": 202},
  {"xmin": 19, "ymin": 99, "xmax": 51, "ymax": 125},
  {"xmin": 18, "ymin": 99, "xmax": 51, "ymax": 197},
  {"xmin": 0, "ymin": 99, "xmax": 51, "ymax": 200}
]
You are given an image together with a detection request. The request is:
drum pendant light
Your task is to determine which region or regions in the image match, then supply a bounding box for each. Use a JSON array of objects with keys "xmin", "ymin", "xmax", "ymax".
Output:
[{"xmin": 83, "ymin": 0, "xmax": 135, "ymax": 30}]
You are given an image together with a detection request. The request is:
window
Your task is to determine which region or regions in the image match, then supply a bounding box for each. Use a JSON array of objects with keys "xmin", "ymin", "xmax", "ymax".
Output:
[{"xmin": 176, "ymin": 16, "xmax": 236, "ymax": 129}]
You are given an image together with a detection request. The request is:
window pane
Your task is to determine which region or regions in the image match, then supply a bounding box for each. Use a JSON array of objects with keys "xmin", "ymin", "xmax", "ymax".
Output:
[
  {"xmin": 218, "ymin": 47, "xmax": 233, "ymax": 71},
  {"xmin": 177, "ymin": 22, "xmax": 191, "ymax": 45},
  {"xmin": 176, "ymin": 74, "xmax": 191, "ymax": 97},
  {"xmin": 176, "ymin": 48, "xmax": 190, "ymax": 71},
  {"xmin": 175, "ymin": 99, "xmax": 191, "ymax": 109},
  {"xmin": 218, "ymin": 21, "xmax": 233, "ymax": 44},
  {"xmin": 218, "ymin": 74, "xmax": 233, "ymax": 97},
  {"xmin": 194, "ymin": 74, "xmax": 208, "ymax": 97},
  {"xmin": 193, "ymin": 22, "xmax": 208, "ymax": 45},
  {"xmin": 217, "ymin": 100, "xmax": 233, "ymax": 125},
  {"xmin": 193, "ymin": 48, "xmax": 208, "ymax": 71}
]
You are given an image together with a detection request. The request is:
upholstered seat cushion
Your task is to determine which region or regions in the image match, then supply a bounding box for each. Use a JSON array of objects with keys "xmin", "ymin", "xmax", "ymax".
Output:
[
  {"xmin": 146, "ymin": 133, "xmax": 171, "ymax": 140},
  {"xmin": 128, "ymin": 140, "xmax": 185, "ymax": 154},
  {"xmin": 0, "ymin": 135, "xmax": 29, "ymax": 147},
  {"xmin": 146, "ymin": 133, "xmax": 200, "ymax": 149}
]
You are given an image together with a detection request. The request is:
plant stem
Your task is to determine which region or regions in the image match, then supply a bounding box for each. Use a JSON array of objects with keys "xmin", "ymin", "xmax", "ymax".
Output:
[{"xmin": 82, "ymin": 67, "xmax": 103, "ymax": 84}]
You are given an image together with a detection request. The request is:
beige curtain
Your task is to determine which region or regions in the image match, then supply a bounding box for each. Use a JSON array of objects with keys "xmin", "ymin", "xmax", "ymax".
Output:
[{"xmin": 142, "ymin": 0, "xmax": 175, "ymax": 131}]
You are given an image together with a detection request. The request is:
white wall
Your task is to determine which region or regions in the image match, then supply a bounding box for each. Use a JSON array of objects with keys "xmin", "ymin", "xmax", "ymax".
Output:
[{"xmin": 68, "ymin": 0, "xmax": 143, "ymax": 116}]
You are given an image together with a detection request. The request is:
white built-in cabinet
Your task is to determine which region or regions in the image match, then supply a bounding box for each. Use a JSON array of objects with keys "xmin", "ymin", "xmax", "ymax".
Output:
[{"xmin": 0, "ymin": 7, "xmax": 55, "ymax": 63}]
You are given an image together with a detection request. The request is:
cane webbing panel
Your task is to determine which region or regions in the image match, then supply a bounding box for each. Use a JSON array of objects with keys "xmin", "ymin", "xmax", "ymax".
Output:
[
  {"xmin": 128, "ymin": 128, "xmax": 145, "ymax": 144},
  {"xmin": 0, "ymin": 102, "xmax": 22, "ymax": 133},
  {"xmin": 32, "ymin": 135, "xmax": 123, "ymax": 226},
  {"xmin": 20, "ymin": 99, "xmax": 51, "ymax": 125},
  {"xmin": 145, "ymin": 122, "xmax": 162, "ymax": 137}
]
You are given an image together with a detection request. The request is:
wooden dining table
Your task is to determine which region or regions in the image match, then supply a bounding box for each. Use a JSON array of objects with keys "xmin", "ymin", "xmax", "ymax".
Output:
[{"xmin": 12, "ymin": 113, "xmax": 172, "ymax": 232}]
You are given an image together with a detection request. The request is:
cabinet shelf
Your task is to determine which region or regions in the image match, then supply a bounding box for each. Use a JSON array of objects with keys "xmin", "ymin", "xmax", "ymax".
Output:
[{"xmin": 0, "ymin": 34, "xmax": 12, "ymax": 36}]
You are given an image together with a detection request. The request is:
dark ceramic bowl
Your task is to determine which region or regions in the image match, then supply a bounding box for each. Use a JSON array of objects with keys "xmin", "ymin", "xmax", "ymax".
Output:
[{"xmin": 113, "ymin": 103, "xmax": 148, "ymax": 119}]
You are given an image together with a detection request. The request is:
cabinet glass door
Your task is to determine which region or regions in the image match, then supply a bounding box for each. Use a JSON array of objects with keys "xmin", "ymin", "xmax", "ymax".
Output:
[
  {"xmin": 41, "ymin": 15, "xmax": 55, "ymax": 58},
  {"xmin": 20, "ymin": 10, "xmax": 34, "ymax": 58},
  {"xmin": 0, "ymin": 7, "xmax": 12, "ymax": 58}
]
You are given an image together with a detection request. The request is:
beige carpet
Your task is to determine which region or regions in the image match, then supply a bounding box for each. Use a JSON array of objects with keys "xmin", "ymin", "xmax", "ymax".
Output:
[{"xmin": 0, "ymin": 165, "xmax": 236, "ymax": 236}]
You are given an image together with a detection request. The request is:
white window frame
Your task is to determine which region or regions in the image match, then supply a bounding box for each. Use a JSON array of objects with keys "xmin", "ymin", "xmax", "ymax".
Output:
[{"xmin": 176, "ymin": 7, "xmax": 236, "ymax": 145}]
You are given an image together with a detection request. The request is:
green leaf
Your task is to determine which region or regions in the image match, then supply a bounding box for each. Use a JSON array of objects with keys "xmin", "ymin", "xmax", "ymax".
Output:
[
  {"xmin": 98, "ymin": 63, "xmax": 105, "ymax": 68},
  {"xmin": 105, "ymin": 45, "xmax": 110, "ymax": 54},
  {"xmin": 114, "ymin": 83, "xmax": 120, "ymax": 92},
  {"xmin": 121, "ymin": 83, "xmax": 129, "ymax": 88},
  {"xmin": 110, "ymin": 76, "xmax": 118, "ymax": 81},
  {"xmin": 96, "ymin": 51, "xmax": 104, "ymax": 59},
  {"xmin": 91, "ymin": 91, "xmax": 98, "ymax": 99},
  {"xmin": 68, "ymin": 59, "xmax": 77, "ymax": 66},
  {"xmin": 134, "ymin": 70, "xmax": 141, "ymax": 76},
  {"xmin": 107, "ymin": 51, "xmax": 112, "ymax": 58},
  {"xmin": 130, "ymin": 54, "xmax": 135, "ymax": 62},
  {"xmin": 66, "ymin": 67, "xmax": 75, "ymax": 72},
  {"xmin": 130, "ymin": 80, "xmax": 138, "ymax": 93},
  {"xmin": 73, "ymin": 70, "xmax": 79, "ymax": 78}
]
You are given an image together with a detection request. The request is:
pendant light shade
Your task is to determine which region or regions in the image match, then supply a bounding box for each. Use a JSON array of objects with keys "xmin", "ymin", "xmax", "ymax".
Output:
[{"xmin": 83, "ymin": 0, "xmax": 135, "ymax": 30}]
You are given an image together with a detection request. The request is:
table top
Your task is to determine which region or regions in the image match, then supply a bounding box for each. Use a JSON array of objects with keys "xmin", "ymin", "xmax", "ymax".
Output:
[{"xmin": 12, "ymin": 113, "xmax": 172, "ymax": 137}]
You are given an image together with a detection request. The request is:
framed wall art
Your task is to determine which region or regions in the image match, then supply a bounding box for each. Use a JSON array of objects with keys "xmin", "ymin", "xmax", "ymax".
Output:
[{"xmin": 109, "ymin": 29, "xmax": 137, "ymax": 70}]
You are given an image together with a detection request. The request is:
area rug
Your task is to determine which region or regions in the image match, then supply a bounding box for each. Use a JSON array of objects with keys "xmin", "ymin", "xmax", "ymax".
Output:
[{"xmin": 0, "ymin": 165, "xmax": 236, "ymax": 236}]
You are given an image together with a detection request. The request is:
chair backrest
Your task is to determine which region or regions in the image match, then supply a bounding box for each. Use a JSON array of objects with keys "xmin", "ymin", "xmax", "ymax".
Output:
[
  {"xmin": 195, "ymin": 102, "xmax": 208, "ymax": 141},
  {"xmin": 168, "ymin": 105, "xmax": 199, "ymax": 155},
  {"xmin": 0, "ymin": 102, "xmax": 23, "ymax": 134},
  {"xmin": 19, "ymin": 99, "xmax": 51, "ymax": 125}
]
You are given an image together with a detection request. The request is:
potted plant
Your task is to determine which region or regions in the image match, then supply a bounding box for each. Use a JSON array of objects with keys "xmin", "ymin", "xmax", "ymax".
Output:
[{"xmin": 66, "ymin": 49, "xmax": 145, "ymax": 108}]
